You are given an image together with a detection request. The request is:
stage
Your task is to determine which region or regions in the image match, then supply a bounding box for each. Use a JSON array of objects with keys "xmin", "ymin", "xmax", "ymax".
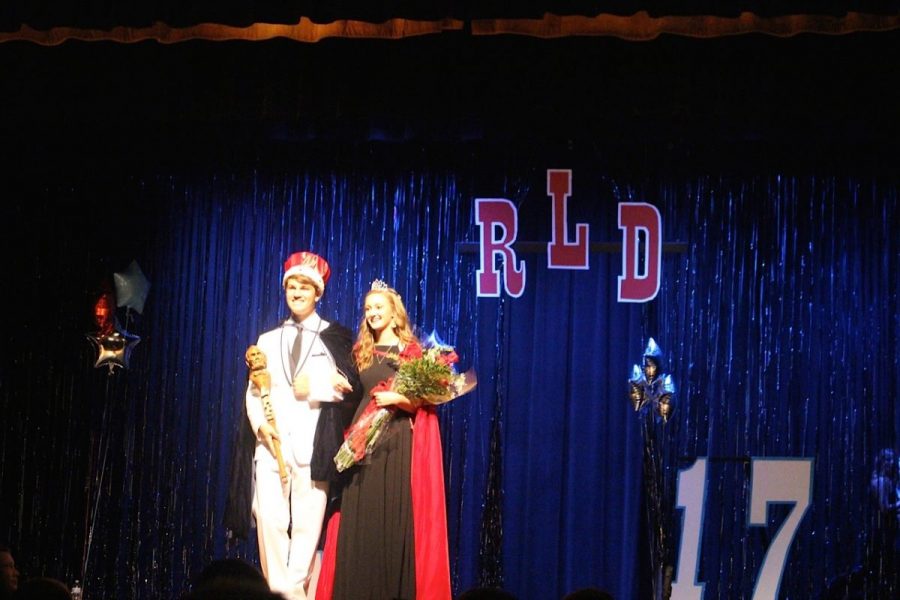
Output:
[{"xmin": 1, "ymin": 5, "xmax": 899, "ymax": 599}]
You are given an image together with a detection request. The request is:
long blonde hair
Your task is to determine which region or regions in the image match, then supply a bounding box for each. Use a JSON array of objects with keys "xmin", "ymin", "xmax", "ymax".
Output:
[{"xmin": 353, "ymin": 287, "xmax": 418, "ymax": 370}]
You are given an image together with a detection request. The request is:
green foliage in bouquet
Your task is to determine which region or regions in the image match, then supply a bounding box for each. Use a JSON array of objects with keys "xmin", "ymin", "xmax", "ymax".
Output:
[{"xmin": 392, "ymin": 348, "xmax": 457, "ymax": 405}]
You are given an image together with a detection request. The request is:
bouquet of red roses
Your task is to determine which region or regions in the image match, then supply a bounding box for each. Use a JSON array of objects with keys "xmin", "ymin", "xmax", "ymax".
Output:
[{"xmin": 334, "ymin": 334, "xmax": 476, "ymax": 472}]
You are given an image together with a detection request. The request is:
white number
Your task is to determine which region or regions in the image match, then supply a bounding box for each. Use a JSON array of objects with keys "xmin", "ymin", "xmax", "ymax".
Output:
[
  {"xmin": 670, "ymin": 458, "xmax": 707, "ymax": 600},
  {"xmin": 669, "ymin": 457, "xmax": 813, "ymax": 600},
  {"xmin": 748, "ymin": 458, "xmax": 814, "ymax": 600}
]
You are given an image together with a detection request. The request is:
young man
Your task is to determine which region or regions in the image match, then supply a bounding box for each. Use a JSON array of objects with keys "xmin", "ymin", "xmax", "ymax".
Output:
[{"xmin": 226, "ymin": 251, "xmax": 360, "ymax": 600}]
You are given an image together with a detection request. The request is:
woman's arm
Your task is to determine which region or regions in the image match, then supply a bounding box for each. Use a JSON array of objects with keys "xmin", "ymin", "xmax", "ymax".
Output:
[{"xmin": 374, "ymin": 390, "xmax": 418, "ymax": 413}]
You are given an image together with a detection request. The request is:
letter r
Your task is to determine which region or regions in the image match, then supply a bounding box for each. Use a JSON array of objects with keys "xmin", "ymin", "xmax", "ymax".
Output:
[{"xmin": 476, "ymin": 199, "xmax": 526, "ymax": 297}]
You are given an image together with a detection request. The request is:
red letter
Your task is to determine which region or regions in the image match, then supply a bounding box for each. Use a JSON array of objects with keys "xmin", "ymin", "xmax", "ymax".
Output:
[
  {"xmin": 618, "ymin": 202, "xmax": 661, "ymax": 303},
  {"xmin": 476, "ymin": 199, "xmax": 526, "ymax": 297},
  {"xmin": 546, "ymin": 169, "xmax": 589, "ymax": 269}
]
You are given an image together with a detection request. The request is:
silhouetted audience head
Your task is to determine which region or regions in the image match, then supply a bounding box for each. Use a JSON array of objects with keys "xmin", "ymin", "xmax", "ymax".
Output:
[
  {"xmin": 180, "ymin": 558, "xmax": 284, "ymax": 600},
  {"xmin": 456, "ymin": 586, "xmax": 518, "ymax": 600},
  {"xmin": 16, "ymin": 577, "xmax": 71, "ymax": 600},
  {"xmin": 0, "ymin": 545, "xmax": 19, "ymax": 598},
  {"xmin": 193, "ymin": 558, "xmax": 268, "ymax": 591},
  {"xmin": 181, "ymin": 586, "xmax": 286, "ymax": 600},
  {"xmin": 562, "ymin": 588, "xmax": 614, "ymax": 600}
]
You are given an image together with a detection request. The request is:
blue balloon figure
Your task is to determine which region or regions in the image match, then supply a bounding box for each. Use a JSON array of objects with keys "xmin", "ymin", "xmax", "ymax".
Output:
[
  {"xmin": 628, "ymin": 337, "xmax": 675, "ymax": 423},
  {"xmin": 630, "ymin": 338, "xmax": 678, "ymax": 599}
]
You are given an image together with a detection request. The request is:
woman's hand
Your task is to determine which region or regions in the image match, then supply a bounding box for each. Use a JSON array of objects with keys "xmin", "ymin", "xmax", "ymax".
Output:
[{"xmin": 374, "ymin": 390, "xmax": 416, "ymax": 413}]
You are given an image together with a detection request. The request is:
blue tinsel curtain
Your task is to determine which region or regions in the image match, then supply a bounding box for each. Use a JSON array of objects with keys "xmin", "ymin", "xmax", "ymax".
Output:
[{"xmin": 2, "ymin": 168, "xmax": 898, "ymax": 600}]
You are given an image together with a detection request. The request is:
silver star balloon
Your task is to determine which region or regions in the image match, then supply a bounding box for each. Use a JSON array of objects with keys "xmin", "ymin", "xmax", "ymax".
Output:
[
  {"xmin": 87, "ymin": 326, "xmax": 140, "ymax": 374},
  {"xmin": 113, "ymin": 260, "xmax": 151, "ymax": 314}
]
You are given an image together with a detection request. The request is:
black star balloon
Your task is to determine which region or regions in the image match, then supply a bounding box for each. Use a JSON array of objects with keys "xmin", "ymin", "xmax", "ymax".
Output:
[{"xmin": 87, "ymin": 326, "xmax": 140, "ymax": 373}]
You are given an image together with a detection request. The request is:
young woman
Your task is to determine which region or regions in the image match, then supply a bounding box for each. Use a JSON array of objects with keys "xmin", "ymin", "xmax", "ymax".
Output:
[{"xmin": 318, "ymin": 281, "xmax": 451, "ymax": 600}]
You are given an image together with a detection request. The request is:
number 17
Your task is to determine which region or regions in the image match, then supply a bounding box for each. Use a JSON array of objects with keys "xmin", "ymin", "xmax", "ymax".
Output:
[{"xmin": 670, "ymin": 458, "xmax": 814, "ymax": 600}]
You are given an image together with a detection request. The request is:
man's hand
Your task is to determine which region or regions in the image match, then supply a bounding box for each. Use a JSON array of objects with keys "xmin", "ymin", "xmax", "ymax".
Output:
[
  {"xmin": 293, "ymin": 373, "xmax": 310, "ymax": 398},
  {"xmin": 257, "ymin": 423, "xmax": 280, "ymax": 457},
  {"xmin": 332, "ymin": 372, "xmax": 352, "ymax": 394}
]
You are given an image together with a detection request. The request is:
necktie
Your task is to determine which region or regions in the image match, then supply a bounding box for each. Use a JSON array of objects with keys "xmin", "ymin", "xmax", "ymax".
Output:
[{"xmin": 290, "ymin": 326, "xmax": 303, "ymax": 373}]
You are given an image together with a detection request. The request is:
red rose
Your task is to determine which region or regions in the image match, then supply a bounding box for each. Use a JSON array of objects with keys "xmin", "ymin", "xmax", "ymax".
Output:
[{"xmin": 437, "ymin": 350, "xmax": 459, "ymax": 366}]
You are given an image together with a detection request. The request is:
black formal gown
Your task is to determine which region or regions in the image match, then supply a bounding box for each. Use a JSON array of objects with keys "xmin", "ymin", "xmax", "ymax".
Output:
[{"xmin": 332, "ymin": 344, "xmax": 416, "ymax": 599}]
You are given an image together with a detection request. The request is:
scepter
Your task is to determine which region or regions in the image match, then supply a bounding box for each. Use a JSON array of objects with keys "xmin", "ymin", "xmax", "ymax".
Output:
[{"xmin": 245, "ymin": 345, "xmax": 288, "ymax": 484}]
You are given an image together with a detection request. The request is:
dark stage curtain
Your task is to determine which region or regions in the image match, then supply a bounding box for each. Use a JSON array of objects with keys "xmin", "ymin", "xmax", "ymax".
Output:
[{"xmin": 2, "ymin": 160, "xmax": 898, "ymax": 599}]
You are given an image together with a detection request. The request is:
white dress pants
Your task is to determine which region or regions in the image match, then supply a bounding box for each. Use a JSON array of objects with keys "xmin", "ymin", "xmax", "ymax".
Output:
[{"xmin": 253, "ymin": 462, "xmax": 328, "ymax": 600}]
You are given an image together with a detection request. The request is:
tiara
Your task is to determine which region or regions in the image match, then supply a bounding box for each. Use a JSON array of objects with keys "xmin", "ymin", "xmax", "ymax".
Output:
[{"xmin": 370, "ymin": 278, "xmax": 391, "ymax": 291}]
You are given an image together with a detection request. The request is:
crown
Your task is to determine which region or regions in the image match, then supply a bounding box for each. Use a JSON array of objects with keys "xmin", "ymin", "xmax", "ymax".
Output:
[
  {"xmin": 283, "ymin": 251, "xmax": 330, "ymax": 292},
  {"xmin": 370, "ymin": 279, "xmax": 391, "ymax": 291}
]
